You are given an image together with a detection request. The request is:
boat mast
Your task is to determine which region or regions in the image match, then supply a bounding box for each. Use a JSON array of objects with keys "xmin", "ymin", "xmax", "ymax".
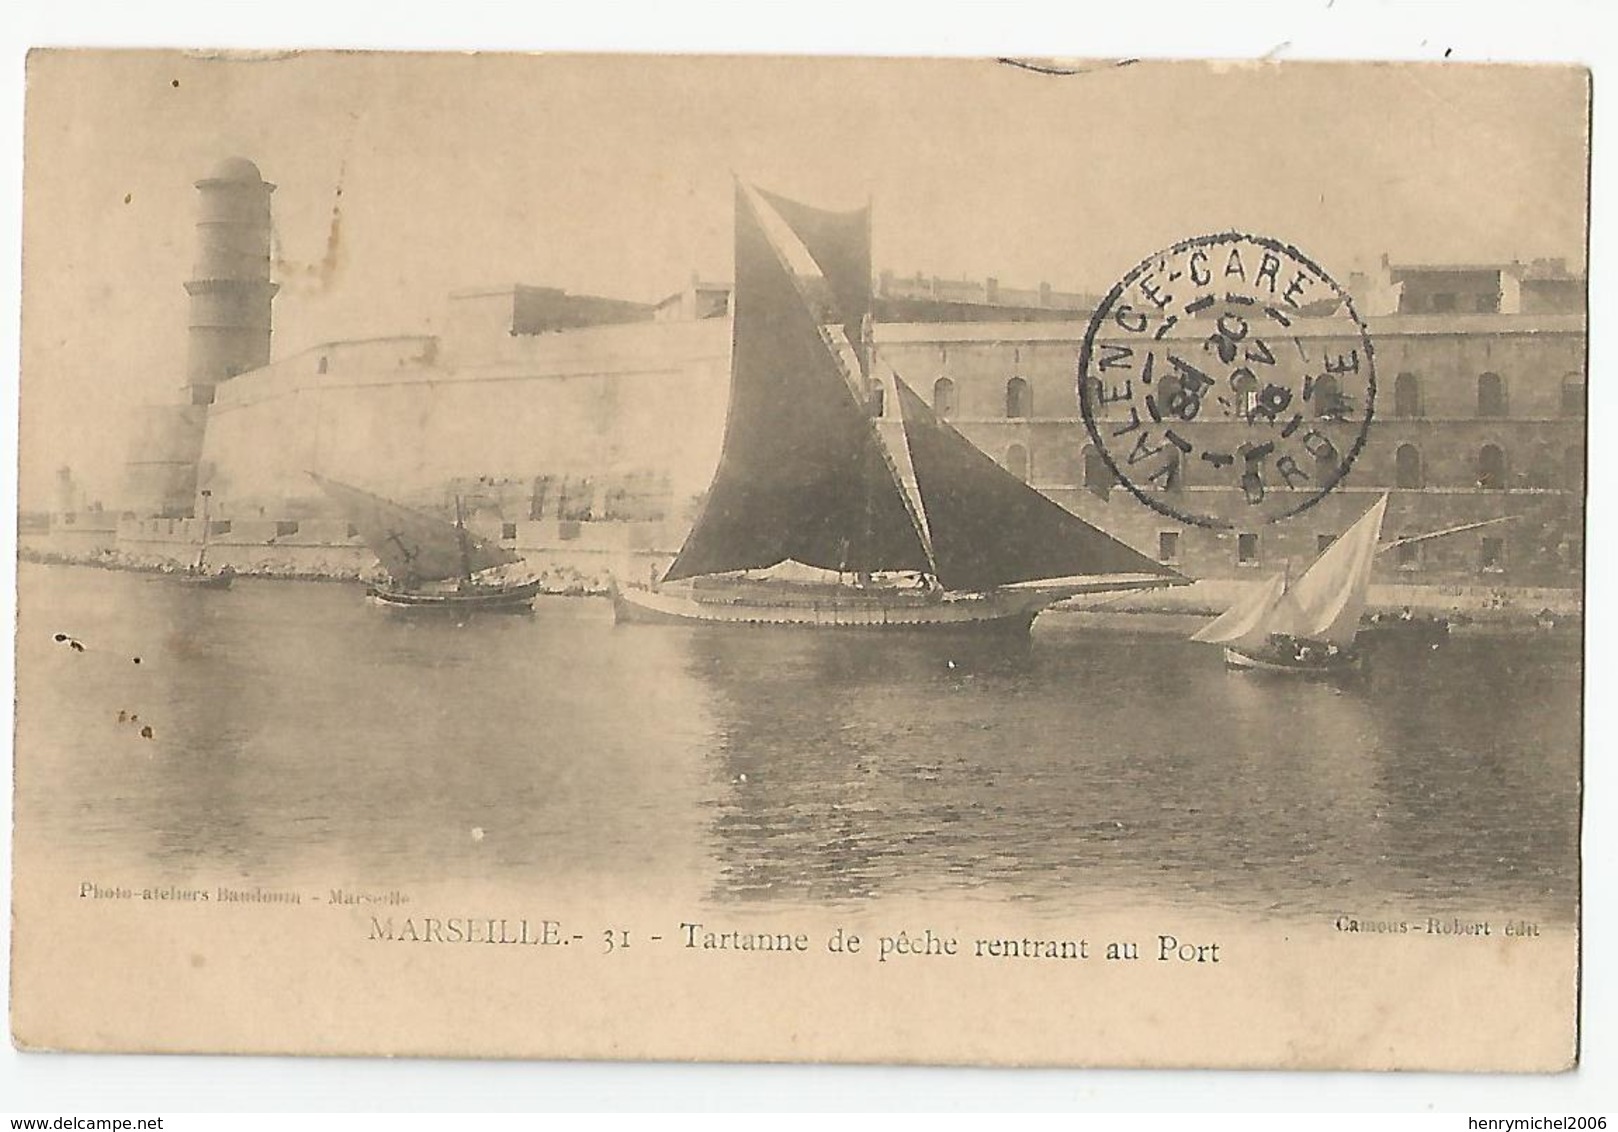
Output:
[
  {"xmin": 454, "ymin": 495, "xmax": 474, "ymax": 584},
  {"xmin": 196, "ymin": 489, "xmax": 212, "ymax": 571}
]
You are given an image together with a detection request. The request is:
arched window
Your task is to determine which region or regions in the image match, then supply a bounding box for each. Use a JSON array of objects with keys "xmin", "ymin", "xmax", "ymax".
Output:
[
  {"xmin": 1394, "ymin": 372, "xmax": 1421, "ymax": 418},
  {"xmin": 1565, "ymin": 444, "xmax": 1584, "ymax": 491},
  {"xmin": 1155, "ymin": 448, "xmax": 1183, "ymax": 492},
  {"xmin": 1561, "ymin": 372, "xmax": 1585, "ymax": 417},
  {"xmin": 1477, "ymin": 444, "xmax": 1508, "ymax": 490},
  {"xmin": 1478, "ymin": 372, "xmax": 1507, "ymax": 417},
  {"xmin": 932, "ymin": 377, "xmax": 956, "ymax": 419},
  {"xmin": 317, "ymin": 355, "xmax": 329, "ymax": 375},
  {"xmin": 1231, "ymin": 370, "xmax": 1260, "ymax": 419},
  {"xmin": 1005, "ymin": 376, "xmax": 1031, "ymax": 419},
  {"xmin": 867, "ymin": 384, "xmax": 885, "ymax": 418},
  {"xmin": 1524, "ymin": 449, "xmax": 1553, "ymax": 490},
  {"xmin": 1005, "ymin": 444, "xmax": 1029, "ymax": 482},
  {"xmin": 1082, "ymin": 446, "xmax": 1112, "ymax": 500},
  {"xmin": 1395, "ymin": 444, "xmax": 1424, "ymax": 489},
  {"xmin": 1315, "ymin": 447, "xmax": 1339, "ymax": 487},
  {"xmin": 1312, "ymin": 373, "xmax": 1344, "ymax": 418}
]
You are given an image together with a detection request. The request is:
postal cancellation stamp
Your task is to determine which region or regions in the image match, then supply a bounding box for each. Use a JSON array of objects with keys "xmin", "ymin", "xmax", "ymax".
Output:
[{"xmin": 1077, "ymin": 232, "xmax": 1377, "ymax": 528}]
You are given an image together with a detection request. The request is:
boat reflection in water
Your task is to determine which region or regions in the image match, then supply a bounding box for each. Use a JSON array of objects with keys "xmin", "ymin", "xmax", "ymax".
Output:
[
  {"xmin": 670, "ymin": 615, "xmax": 1578, "ymax": 920},
  {"xmin": 17, "ymin": 564, "xmax": 1580, "ymax": 924}
]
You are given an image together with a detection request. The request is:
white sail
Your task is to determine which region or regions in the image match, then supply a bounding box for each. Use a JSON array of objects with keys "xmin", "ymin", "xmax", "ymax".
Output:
[
  {"xmin": 1192, "ymin": 493, "xmax": 1389, "ymax": 649},
  {"xmin": 1190, "ymin": 572, "xmax": 1311, "ymax": 645},
  {"xmin": 1287, "ymin": 493, "xmax": 1389, "ymax": 647}
]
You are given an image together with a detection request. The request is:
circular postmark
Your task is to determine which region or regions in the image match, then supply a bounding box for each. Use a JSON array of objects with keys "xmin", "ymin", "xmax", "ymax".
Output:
[{"xmin": 1077, "ymin": 233, "xmax": 1375, "ymax": 528}]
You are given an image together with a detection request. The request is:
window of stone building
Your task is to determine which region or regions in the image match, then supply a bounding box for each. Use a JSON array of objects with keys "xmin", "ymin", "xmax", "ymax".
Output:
[
  {"xmin": 1158, "ymin": 531, "xmax": 1180, "ymax": 563},
  {"xmin": 868, "ymin": 384, "xmax": 885, "ymax": 418},
  {"xmin": 1311, "ymin": 373, "xmax": 1345, "ymax": 419},
  {"xmin": 1314, "ymin": 448, "xmax": 1338, "ymax": 487},
  {"xmin": 317, "ymin": 355, "xmax": 328, "ymax": 374},
  {"xmin": 1238, "ymin": 532, "xmax": 1259, "ymax": 564},
  {"xmin": 210, "ymin": 520, "xmax": 231, "ymax": 535},
  {"xmin": 1561, "ymin": 373, "xmax": 1585, "ymax": 417},
  {"xmin": 1005, "ymin": 444, "xmax": 1029, "ymax": 482},
  {"xmin": 1525, "ymin": 451, "xmax": 1554, "ymax": 490},
  {"xmin": 1477, "ymin": 372, "xmax": 1507, "ymax": 417},
  {"xmin": 1477, "ymin": 444, "xmax": 1508, "ymax": 489},
  {"xmin": 1565, "ymin": 444, "xmax": 1585, "ymax": 490},
  {"xmin": 275, "ymin": 520, "xmax": 299, "ymax": 537},
  {"xmin": 1082, "ymin": 446, "xmax": 1112, "ymax": 500},
  {"xmin": 1394, "ymin": 372, "xmax": 1422, "ymax": 418},
  {"xmin": 1480, "ymin": 536, "xmax": 1506, "ymax": 572},
  {"xmin": 501, "ymin": 522, "xmax": 518, "ymax": 541},
  {"xmin": 932, "ymin": 377, "xmax": 956, "ymax": 419},
  {"xmin": 1395, "ymin": 444, "xmax": 1424, "ymax": 489},
  {"xmin": 1155, "ymin": 448, "xmax": 1183, "ymax": 492},
  {"xmin": 1317, "ymin": 533, "xmax": 1337, "ymax": 554},
  {"xmin": 1396, "ymin": 539, "xmax": 1421, "ymax": 570},
  {"xmin": 1005, "ymin": 376, "xmax": 1031, "ymax": 419},
  {"xmin": 346, "ymin": 524, "xmax": 359, "ymax": 539}
]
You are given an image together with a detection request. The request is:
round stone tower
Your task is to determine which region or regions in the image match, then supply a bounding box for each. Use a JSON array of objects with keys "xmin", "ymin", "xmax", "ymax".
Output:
[{"xmin": 183, "ymin": 156, "xmax": 278, "ymax": 406}]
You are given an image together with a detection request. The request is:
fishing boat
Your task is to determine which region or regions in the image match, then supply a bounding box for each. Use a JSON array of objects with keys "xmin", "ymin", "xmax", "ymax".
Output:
[
  {"xmin": 310, "ymin": 474, "xmax": 542, "ymax": 612},
  {"xmin": 173, "ymin": 489, "xmax": 235, "ymax": 590},
  {"xmin": 612, "ymin": 183, "xmax": 1184, "ymax": 631},
  {"xmin": 1191, "ymin": 494, "xmax": 1388, "ymax": 673}
]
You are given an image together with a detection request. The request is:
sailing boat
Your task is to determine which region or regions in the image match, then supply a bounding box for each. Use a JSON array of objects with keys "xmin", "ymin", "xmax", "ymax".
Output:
[
  {"xmin": 1191, "ymin": 493, "xmax": 1389, "ymax": 673},
  {"xmin": 175, "ymin": 489, "xmax": 235, "ymax": 590},
  {"xmin": 310, "ymin": 474, "xmax": 543, "ymax": 612},
  {"xmin": 611, "ymin": 183, "xmax": 1184, "ymax": 632}
]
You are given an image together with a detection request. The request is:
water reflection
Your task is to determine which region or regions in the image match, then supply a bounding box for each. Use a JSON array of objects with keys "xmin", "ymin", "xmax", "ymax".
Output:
[
  {"xmin": 16, "ymin": 564, "xmax": 1581, "ymax": 922},
  {"xmin": 681, "ymin": 620, "xmax": 1579, "ymax": 920}
]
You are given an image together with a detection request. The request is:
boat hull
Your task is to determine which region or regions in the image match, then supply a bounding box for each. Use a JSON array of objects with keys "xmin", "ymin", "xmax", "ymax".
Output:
[
  {"xmin": 611, "ymin": 583, "xmax": 1051, "ymax": 633},
  {"xmin": 1222, "ymin": 645, "xmax": 1361, "ymax": 675},
  {"xmin": 367, "ymin": 578, "xmax": 543, "ymax": 613},
  {"xmin": 173, "ymin": 569, "xmax": 234, "ymax": 590}
]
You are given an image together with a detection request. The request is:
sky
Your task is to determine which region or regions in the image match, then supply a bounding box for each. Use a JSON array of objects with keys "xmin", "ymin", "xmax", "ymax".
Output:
[{"xmin": 17, "ymin": 51, "xmax": 1589, "ymax": 507}]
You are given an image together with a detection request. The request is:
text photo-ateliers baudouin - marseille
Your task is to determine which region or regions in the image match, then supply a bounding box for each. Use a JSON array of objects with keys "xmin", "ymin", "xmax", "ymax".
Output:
[{"xmin": 10, "ymin": 51, "xmax": 1588, "ymax": 1072}]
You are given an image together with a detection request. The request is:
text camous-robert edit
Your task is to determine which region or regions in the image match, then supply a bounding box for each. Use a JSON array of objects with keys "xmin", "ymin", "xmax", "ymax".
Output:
[{"xmin": 10, "ymin": 51, "xmax": 1587, "ymax": 1070}]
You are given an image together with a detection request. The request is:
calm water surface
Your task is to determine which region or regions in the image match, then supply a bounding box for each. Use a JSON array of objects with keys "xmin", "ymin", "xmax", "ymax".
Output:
[{"xmin": 15, "ymin": 564, "xmax": 1582, "ymax": 921}]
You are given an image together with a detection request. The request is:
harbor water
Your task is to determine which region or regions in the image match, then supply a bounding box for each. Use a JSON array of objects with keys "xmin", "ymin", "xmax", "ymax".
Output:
[{"xmin": 14, "ymin": 563, "xmax": 1582, "ymax": 923}]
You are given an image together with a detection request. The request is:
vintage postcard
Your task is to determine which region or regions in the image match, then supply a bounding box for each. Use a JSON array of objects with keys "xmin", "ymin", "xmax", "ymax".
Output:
[{"xmin": 10, "ymin": 51, "xmax": 1587, "ymax": 1070}]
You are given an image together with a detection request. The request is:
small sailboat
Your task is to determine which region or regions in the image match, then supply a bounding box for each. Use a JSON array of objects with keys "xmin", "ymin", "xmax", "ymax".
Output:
[
  {"xmin": 310, "ymin": 474, "xmax": 542, "ymax": 612},
  {"xmin": 612, "ymin": 183, "xmax": 1184, "ymax": 632},
  {"xmin": 1192, "ymin": 493, "xmax": 1389, "ymax": 673},
  {"xmin": 174, "ymin": 489, "xmax": 235, "ymax": 590}
]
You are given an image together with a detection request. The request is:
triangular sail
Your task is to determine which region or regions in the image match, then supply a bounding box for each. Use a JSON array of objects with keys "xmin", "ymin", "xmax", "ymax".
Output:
[
  {"xmin": 753, "ymin": 187, "xmax": 872, "ymax": 373},
  {"xmin": 1188, "ymin": 572, "xmax": 1312, "ymax": 644},
  {"xmin": 1191, "ymin": 573, "xmax": 1284, "ymax": 644},
  {"xmin": 892, "ymin": 376, "xmax": 1181, "ymax": 593},
  {"xmin": 310, "ymin": 473, "xmax": 519, "ymax": 585},
  {"xmin": 1288, "ymin": 493, "xmax": 1389, "ymax": 646},
  {"xmin": 1193, "ymin": 494, "xmax": 1388, "ymax": 648},
  {"xmin": 663, "ymin": 185, "xmax": 930, "ymax": 583}
]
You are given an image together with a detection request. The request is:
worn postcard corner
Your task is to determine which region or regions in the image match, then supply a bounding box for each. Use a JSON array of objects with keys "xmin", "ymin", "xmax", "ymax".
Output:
[{"xmin": 10, "ymin": 50, "xmax": 1587, "ymax": 1071}]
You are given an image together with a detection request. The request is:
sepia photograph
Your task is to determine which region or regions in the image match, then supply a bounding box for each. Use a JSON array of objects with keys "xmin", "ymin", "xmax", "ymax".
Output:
[{"xmin": 6, "ymin": 42, "xmax": 1592, "ymax": 1082}]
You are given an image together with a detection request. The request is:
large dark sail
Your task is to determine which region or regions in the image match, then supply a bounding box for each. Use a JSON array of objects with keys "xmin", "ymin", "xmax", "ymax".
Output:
[
  {"xmin": 892, "ymin": 377, "xmax": 1181, "ymax": 592},
  {"xmin": 310, "ymin": 473, "xmax": 519, "ymax": 586},
  {"xmin": 662, "ymin": 186, "xmax": 930, "ymax": 583},
  {"xmin": 753, "ymin": 187, "xmax": 871, "ymax": 372}
]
